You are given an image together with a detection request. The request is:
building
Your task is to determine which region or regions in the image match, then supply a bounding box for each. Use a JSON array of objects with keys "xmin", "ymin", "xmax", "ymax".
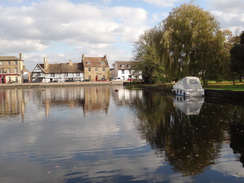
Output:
[
  {"xmin": 112, "ymin": 61, "xmax": 142, "ymax": 81},
  {"xmin": 32, "ymin": 57, "xmax": 84, "ymax": 83},
  {"xmin": 82, "ymin": 54, "xmax": 110, "ymax": 81},
  {"xmin": 0, "ymin": 53, "xmax": 24, "ymax": 83}
]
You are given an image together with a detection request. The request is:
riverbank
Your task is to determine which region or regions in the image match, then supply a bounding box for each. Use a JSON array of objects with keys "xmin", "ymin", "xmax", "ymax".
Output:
[
  {"xmin": 124, "ymin": 82, "xmax": 244, "ymax": 103},
  {"xmin": 0, "ymin": 81, "xmax": 124, "ymax": 89}
]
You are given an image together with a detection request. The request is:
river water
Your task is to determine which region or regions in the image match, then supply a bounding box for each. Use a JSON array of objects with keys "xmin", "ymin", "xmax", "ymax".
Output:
[{"xmin": 0, "ymin": 85, "xmax": 243, "ymax": 183}]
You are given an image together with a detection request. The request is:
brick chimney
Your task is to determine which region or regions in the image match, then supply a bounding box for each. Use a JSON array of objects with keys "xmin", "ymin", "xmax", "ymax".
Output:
[
  {"xmin": 44, "ymin": 56, "xmax": 48, "ymax": 69},
  {"xmin": 81, "ymin": 53, "xmax": 84, "ymax": 62},
  {"xmin": 68, "ymin": 60, "xmax": 73, "ymax": 66},
  {"xmin": 19, "ymin": 52, "xmax": 22, "ymax": 61}
]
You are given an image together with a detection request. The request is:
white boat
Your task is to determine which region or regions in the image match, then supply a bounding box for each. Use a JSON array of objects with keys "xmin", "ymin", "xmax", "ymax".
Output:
[{"xmin": 172, "ymin": 76, "xmax": 204, "ymax": 97}]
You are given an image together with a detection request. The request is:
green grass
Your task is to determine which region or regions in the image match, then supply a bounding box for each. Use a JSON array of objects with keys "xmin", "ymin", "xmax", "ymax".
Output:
[{"xmin": 204, "ymin": 82, "xmax": 244, "ymax": 91}]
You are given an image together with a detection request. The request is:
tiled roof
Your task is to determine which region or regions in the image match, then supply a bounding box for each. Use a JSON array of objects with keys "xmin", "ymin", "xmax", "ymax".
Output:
[
  {"xmin": 114, "ymin": 61, "xmax": 136, "ymax": 70},
  {"xmin": 83, "ymin": 56, "xmax": 109, "ymax": 67},
  {"xmin": 40, "ymin": 63, "xmax": 83, "ymax": 74},
  {"xmin": 0, "ymin": 56, "xmax": 19, "ymax": 61}
]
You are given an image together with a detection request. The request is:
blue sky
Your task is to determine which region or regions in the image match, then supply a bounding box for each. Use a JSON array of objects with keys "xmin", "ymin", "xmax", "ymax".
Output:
[{"xmin": 0, "ymin": 0, "xmax": 243, "ymax": 71}]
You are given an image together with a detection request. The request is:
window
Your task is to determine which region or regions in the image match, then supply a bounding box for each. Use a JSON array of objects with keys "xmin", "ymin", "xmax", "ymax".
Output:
[
  {"xmin": 103, "ymin": 67, "xmax": 105, "ymax": 71},
  {"xmin": 7, "ymin": 68, "xmax": 11, "ymax": 74},
  {"xmin": 88, "ymin": 67, "xmax": 91, "ymax": 72},
  {"xmin": 65, "ymin": 73, "xmax": 68, "ymax": 77},
  {"xmin": 0, "ymin": 68, "xmax": 3, "ymax": 73},
  {"xmin": 189, "ymin": 79, "xmax": 198, "ymax": 84},
  {"xmin": 14, "ymin": 68, "xmax": 18, "ymax": 74},
  {"xmin": 7, "ymin": 62, "xmax": 10, "ymax": 65},
  {"xmin": 14, "ymin": 61, "xmax": 18, "ymax": 65},
  {"xmin": 88, "ymin": 75, "xmax": 91, "ymax": 80},
  {"xmin": 51, "ymin": 73, "xmax": 55, "ymax": 77},
  {"xmin": 76, "ymin": 73, "xmax": 80, "ymax": 76},
  {"xmin": 8, "ymin": 77, "xmax": 11, "ymax": 82},
  {"xmin": 0, "ymin": 62, "xmax": 2, "ymax": 65},
  {"xmin": 122, "ymin": 70, "xmax": 124, "ymax": 74},
  {"xmin": 95, "ymin": 67, "xmax": 98, "ymax": 71},
  {"xmin": 86, "ymin": 62, "xmax": 91, "ymax": 64},
  {"xmin": 15, "ymin": 77, "xmax": 18, "ymax": 82}
]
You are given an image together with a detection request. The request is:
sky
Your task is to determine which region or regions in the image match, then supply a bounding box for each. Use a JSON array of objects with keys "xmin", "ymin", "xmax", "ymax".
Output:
[{"xmin": 0, "ymin": 0, "xmax": 243, "ymax": 71}]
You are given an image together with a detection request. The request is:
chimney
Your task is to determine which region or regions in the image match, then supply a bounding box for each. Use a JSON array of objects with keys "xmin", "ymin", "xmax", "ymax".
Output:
[
  {"xmin": 68, "ymin": 60, "xmax": 73, "ymax": 66},
  {"xmin": 44, "ymin": 56, "xmax": 48, "ymax": 69},
  {"xmin": 81, "ymin": 53, "xmax": 84, "ymax": 62},
  {"xmin": 104, "ymin": 54, "xmax": 107, "ymax": 59},
  {"xmin": 19, "ymin": 52, "xmax": 22, "ymax": 61}
]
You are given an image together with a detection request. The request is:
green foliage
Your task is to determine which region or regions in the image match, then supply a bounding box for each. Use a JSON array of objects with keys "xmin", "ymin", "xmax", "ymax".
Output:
[
  {"xmin": 160, "ymin": 3, "xmax": 227, "ymax": 86},
  {"xmin": 133, "ymin": 2, "xmax": 236, "ymax": 85},
  {"xmin": 133, "ymin": 28, "xmax": 164, "ymax": 84},
  {"xmin": 230, "ymin": 31, "xmax": 244, "ymax": 81}
]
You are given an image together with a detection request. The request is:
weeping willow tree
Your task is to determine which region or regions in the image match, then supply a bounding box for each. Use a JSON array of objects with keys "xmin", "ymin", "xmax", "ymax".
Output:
[
  {"xmin": 133, "ymin": 28, "xmax": 164, "ymax": 84},
  {"xmin": 159, "ymin": 3, "xmax": 226, "ymax": 86}
]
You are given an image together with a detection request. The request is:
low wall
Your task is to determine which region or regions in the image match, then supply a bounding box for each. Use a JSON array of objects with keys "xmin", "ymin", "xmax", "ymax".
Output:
[{"xmin": 0, "ymin": 81, "xmax": 123, "ymax": 89}]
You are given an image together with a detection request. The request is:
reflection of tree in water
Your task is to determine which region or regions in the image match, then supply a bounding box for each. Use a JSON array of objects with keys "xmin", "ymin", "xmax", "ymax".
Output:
[
  {"xmin": 130, "ymin": 90, "xmax": 232, "ymax": 176},
  {"xmin": 229, "ymin": 108, "xmax": 244, "ymax": 167}
]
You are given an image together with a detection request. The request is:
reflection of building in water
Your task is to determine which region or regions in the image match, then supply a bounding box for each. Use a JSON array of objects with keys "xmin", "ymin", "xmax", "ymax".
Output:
[
  {"xmin": 40, "ymin": 86, "xmax": 110, "ymax": 116},
  {"xmin": 40, "ymin": 87, "xmax": 85, "ymax": 116},
  {"xmin": 173, "ymin": 96, "xmax": 204, "ymax": 115},
  {"xmin": 112, "ymin": 87, "xmax": 143, "ymax": 106},
  {"xmin": 0, "ymin": 89, "xmax": 25, "ymax": 118},
  {"xmin": 83, "ymin": 86, "xmax": 110, "ymax": 115}
]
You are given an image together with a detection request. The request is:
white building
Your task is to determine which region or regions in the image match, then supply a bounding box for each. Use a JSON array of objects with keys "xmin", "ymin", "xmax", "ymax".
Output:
[
  {"xmin": 32, "ymin": 57, "xmax": 84, "ymax": 83},
  {"xmin": 111, "ymin": 61, "xmax": 142, "ymax": 81}
]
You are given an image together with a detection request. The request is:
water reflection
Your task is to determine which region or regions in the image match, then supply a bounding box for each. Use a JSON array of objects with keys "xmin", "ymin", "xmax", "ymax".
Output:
[
  {"xmin": 0, "ymin": 89, "xmax": 25, "ymax": 118},
  {"xmin": 30, "ymin": 86, "xmax": 110, "ymax": 116},
  {"xmin": 130, "ymin": 90, "xmax": 244, "ymax": 177},
  {"xmin": 0, "ymin": 87, "xmax": 244, "ymax": 183},
  {"xmin": 173, "ymin": 96, "xmax": 204, "ymax": 115}
]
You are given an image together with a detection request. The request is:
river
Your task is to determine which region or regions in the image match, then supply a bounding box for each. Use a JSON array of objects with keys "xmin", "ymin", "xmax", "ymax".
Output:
[{"xmin": 0, "ymin": 85, "xmax": 243, "ymax": 183}]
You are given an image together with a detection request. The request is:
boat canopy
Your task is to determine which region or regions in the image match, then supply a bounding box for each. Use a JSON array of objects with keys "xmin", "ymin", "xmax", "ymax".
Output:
[{"xmin": 176, "ymin": 76, "xmax": 203, "ymax": 90}]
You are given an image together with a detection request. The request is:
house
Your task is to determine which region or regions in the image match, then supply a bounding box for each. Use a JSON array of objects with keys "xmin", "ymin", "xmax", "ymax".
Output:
[
  {"xmin": 82, "ymin": 54, "xmax": 110, "ymax": 81},
  {"xmin": 0, "ymin": 53, "xmax": 24, "ymax": 83},
  {"xmin": 32, "ymin": 57, "xmax": 84, "ymax": 83},
  {"xmin": 112, "ymin": 61, "xmax": 142, "ymax": 81}
]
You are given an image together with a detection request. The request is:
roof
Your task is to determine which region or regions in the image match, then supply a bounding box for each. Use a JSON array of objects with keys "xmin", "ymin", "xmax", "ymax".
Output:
[
  {"xmin": 0, "ymin": 56, "xmax": 19, "ymax": 61},
  {"xmin": 114, "ymin": 61, "xmax": 136, "ymax": 70},
  {"xmin": 83, "ymin": 56, "xmax": 109, "ymax": 67},
  {"xmin": 39, "ymin": 63, "xmax": 83, "ymax": 73}
]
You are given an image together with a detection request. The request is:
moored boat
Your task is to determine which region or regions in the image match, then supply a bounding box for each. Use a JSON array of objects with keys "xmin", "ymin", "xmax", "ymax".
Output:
[{"xmin": 172, "ymin": 76, "xmax": 204, "ymax": 97}]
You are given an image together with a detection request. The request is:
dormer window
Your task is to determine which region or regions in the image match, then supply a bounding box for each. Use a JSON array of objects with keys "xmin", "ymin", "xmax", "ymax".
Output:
[{"xmin": 86, "ymin": 62, "xmax": 91, "ymax": 64}]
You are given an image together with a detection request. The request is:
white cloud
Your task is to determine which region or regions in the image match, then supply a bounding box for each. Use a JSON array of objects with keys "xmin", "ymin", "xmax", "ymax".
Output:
[
  {"xmin": 209, "ymin": 0, "xmax": 244, "ymax": 32},
  {"xmin": 142, "ymin": 0, "xmax": 177, "ymax": 7},
  {"xmin": 0, "ymin": 0, "xmax": 149, "ymax": 70}
]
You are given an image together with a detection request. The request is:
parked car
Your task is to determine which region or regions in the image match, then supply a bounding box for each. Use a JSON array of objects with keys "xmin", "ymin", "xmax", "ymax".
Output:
[
  {"xmin": 82, "ymin": 79, "xmax": 90, "ymax": 82},
  {"xmin": 112, "ymin": 77, "xmax": 122, "ymax": 81},
  {"xmin": 98, "ymin": 78, "xmax": 107, "ymax": 81},
  {"xmin": 127, "ymin": 78, "xmax": 134, "ymax": 81}
]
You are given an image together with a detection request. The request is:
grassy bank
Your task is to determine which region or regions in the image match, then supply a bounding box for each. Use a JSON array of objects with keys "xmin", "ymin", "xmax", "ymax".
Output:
[
  {"xmin": 204, "ymin": 82, "xmax": 244, "ymax": 91},
  {"xmin": 125, "ymin": 81, "xmax": 244, "ymax": 92}
]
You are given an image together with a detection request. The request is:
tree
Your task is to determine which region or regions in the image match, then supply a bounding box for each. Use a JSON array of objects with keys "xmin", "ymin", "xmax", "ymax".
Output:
[
  {"xmin": 159, "ymin": 3, "xmax": 226, "ymax": 86},
  {"xmin": 230, "ymin": 31, "xmax": 244, "ymax": 82},
  {"xmin": 133, "ymin": 28, "xmax": 164, "ymax": 84}
]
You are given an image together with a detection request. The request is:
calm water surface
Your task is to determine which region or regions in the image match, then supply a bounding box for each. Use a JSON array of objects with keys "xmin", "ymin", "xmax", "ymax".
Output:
[{"xmin": 0, "ymin": 86, "xmax": 243, "ymax": 183}]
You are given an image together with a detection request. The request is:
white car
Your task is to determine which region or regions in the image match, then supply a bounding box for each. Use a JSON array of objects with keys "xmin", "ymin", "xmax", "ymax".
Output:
[{"xmin": 113, "ymin": 77, "xmax": 122, "ymax": 81}]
